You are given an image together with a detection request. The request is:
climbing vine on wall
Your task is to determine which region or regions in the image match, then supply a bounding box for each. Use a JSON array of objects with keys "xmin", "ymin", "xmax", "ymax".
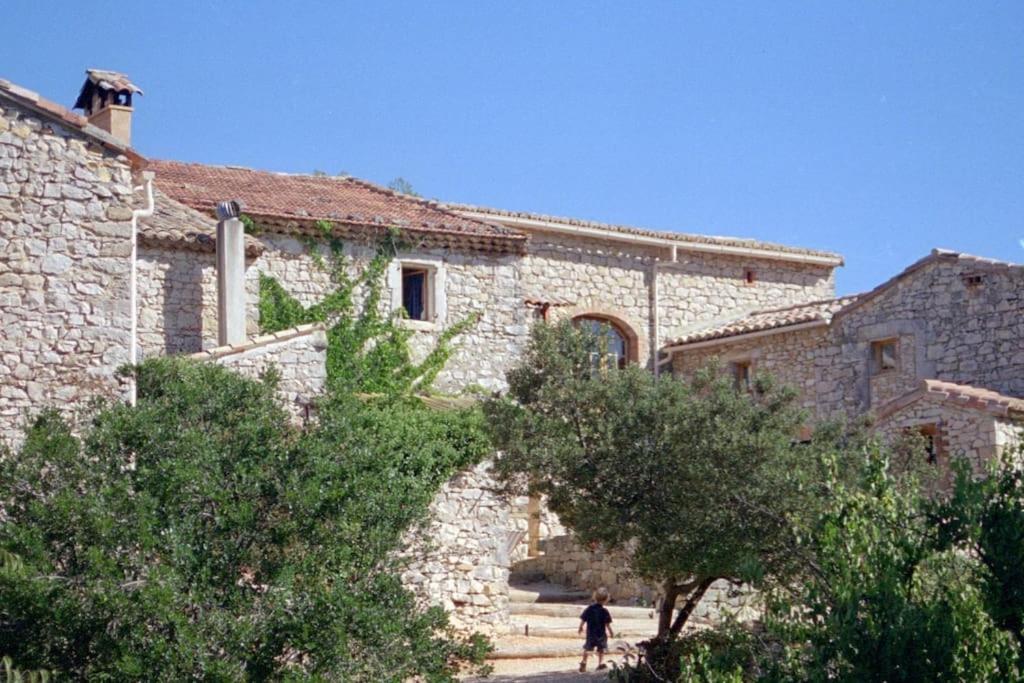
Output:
[{"xmin": 258, "ymin": 220, "xmax": 478, "ymax": 395}]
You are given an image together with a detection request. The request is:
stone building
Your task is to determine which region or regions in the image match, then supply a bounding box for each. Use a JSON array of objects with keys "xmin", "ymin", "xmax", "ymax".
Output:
[
  {"xmin": 2, "ymin": 70, "xmax": 1021, "ymax": 632},
  {"xmin": 666, "ymin": 249, "xmax": 1024, "ymax": 474}
]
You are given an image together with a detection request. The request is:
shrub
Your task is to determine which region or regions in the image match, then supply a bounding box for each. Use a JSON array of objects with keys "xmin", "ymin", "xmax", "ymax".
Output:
[{"xmin": 0, "ymin": 359, "xmax": 490, "ymax": 681}]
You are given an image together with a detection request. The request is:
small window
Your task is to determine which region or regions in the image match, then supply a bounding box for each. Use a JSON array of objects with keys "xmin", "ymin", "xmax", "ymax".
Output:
[
  {"xmin": 919, "ymin": 425, "xmax": 939, "ymax": 464},
  {"xmin": 731, "ymin": 360, "xmax": 752, "ymax": 391},
  {"xmin": 871, "ymin": 339, "xmax": 898, "ymax": 374},
  {"xmin": 743, "ymin": 268, "xmax": 756, "ymax": 286},
  {"xmin": 401, "ymin": 267, "xmax": 429, "ymax": 321},
  {"xmin": 962, "ymin": 273, "xmax": 984, "ymax": 288}
]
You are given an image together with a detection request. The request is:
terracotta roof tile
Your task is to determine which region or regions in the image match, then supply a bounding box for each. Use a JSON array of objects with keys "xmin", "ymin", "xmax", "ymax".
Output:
[
  {"xmin": 138, "ymin": 188, "xmax": 264, "ymax": 257},
  {"xmin": 446, "ymin": 202, "xmax": 843, "ymax": 265},
  {"xmin": 666, "ymin": 295, "xmax": 860, "ymax": 347},
  {"xmin": 877, "ymin": 379, "xmax": 1024, "ymax": 421},
  {"xmin": 147, "ymin": 160, "xmax": 527, "ymax": 254}
]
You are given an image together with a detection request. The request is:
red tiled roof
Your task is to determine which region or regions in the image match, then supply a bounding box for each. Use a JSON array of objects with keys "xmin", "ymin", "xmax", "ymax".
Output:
[
  {"xmin": 665, "ymin": 295, "xmax": 860, "ymax": 347},
  {"xmin": 446, "ymin": 202, "xmax": 844, "ymax": 265},
  {"xmin": 877, "ymin": 379, "xmax": 1024, "ymax": 421},
  {"xmin": 0, "ymin": 77, "xmax": 141, "ymax": 162},
  {"xmin": 147, "ymin": 160, "xmax": 527, "ymax": 254}
]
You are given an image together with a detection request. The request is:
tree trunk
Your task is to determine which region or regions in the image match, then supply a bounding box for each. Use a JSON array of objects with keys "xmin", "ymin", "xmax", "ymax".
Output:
[
  {"xmin": 668, "ymin": 576, "xmax": 716, "ymax": 637},
  {"xmin": 657, "ymin": 579, "xmax": 680, "ymax": 639}
]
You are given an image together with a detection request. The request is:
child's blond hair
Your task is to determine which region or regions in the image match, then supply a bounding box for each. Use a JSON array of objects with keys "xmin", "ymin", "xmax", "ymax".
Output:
[{"xmin": 593, "ymin": 587, "xmax": 610, "ymax": 604}]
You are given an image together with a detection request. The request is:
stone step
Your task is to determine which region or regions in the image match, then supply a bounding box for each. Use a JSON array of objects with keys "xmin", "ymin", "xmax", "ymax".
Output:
[
  {"xmin": 509, "ymin": 583, "xmax": 590, "ymax": 604},
  {"xmin": 508, "ymin": 569, "xmax": 546, "ymax": 585},
  {"xmin": 489, "ymin": 636, "xmax": 642, "ymax": 661},
  {"xmin": 507, "ymin": 620, "xmax": 657, "ymax": 640},
  {"xmin": 511, "ymin": 602, "xmax": 656, "ymax": 620}
]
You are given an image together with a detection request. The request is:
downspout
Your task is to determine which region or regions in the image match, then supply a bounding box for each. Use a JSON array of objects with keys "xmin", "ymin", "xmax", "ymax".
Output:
[
  {"xmin": 651, "ymin": 260, "xmax": 660, "ymax": 377},
  {"xmin": 129, "ymin": 171, "xmax": 155, "ymax": 406},
  {"xmin": 652, "ymin": 245, "xmax": 677, "ymax": 377}
]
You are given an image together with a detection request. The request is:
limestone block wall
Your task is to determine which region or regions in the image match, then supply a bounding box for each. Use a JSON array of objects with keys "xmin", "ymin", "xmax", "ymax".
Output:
[
  {"xmin": 0, "ymin": 99, "xmax": 135, "ymax": 447},
  {"xmin": 136, "ymin": 246, "xmax": 260, "ymax": 356},
  {"xmin": 523, "ymin": 535, "xmax": 759, "ymax": 624},
  {"xmin": 672, "ymin": 326, "xmax": 832, "ymax": 415},
  {"xmin": 191, "ymin": 324, "xmax": 328, "ymax": 416},
  {"xmin": 523, "ymin": 232, "xmax": 835, "ymax": 368},
  {"xmin": 247, "ymin": 235, "xmax": 529, "ymax": 393},
  {"xmin": 657, "ymin": 251, "xmax": 835, "ymax": 340},
  {"xmin": 148, "ymin": 226, "xmax": 836, "ymax": 397},
  {"xmin": 672, "ymin": 257, "xmax": 1024, "ymax": 426},
  {"xmin": 402, "ymin": 462, "xmax": 514, "ymax": 635},
  {"xmin": 830, "ymin": 258, "xmax": 1024, "ymax": 413},
  {"xmin": 875, "ymin": 402, "xmax": 1002, "ymax": 485}
]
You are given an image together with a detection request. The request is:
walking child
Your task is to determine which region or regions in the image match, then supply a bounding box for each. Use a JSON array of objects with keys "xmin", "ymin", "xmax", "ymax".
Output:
[{"xmin": 578, "ymin": 587, "xmax": 614, "ymax": 672}]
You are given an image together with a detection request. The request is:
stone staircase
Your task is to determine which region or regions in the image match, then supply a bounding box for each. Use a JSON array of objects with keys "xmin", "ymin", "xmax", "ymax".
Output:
[{"xmin": 465, "ymin": 572, "xmax": 660, "ymax": 681}]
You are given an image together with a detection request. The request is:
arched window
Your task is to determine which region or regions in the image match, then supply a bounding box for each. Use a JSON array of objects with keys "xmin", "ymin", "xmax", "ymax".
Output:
[{"xmin": 575, "ymin": 315, "xmax": 630, "ymax": 369}]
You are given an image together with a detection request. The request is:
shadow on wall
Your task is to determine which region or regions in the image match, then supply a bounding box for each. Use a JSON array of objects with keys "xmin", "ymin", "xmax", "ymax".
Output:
[{"xmin": 159, "ymin": 252, "xmax": 209, "ymax": 355}]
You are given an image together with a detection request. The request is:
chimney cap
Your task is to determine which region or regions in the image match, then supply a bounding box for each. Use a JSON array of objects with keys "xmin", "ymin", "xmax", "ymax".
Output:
[
  {"xmin": 216, "ymin": 200, "xmax": 245, "ymax": 220},
  {"xmin": 73, "ymin": 69, "xmax": 143, "ymax": 111}
]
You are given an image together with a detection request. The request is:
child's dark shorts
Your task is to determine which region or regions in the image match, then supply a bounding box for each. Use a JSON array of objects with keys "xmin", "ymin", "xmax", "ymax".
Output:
[{"xmin": 583, "ymin": 635, "xmax": 608, "ymax": 652}]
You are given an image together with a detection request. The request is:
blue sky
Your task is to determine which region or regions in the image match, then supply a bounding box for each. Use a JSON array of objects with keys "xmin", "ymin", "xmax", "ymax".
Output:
[{"xmin": 4, "ymin": 1, "xmax": 1022, "ymax": 294}]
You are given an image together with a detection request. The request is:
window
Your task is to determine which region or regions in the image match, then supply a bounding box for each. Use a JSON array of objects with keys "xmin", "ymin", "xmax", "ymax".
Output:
[
  {"xmin": 919, "ymin": 425, "xmax": 939, "ymax": 464},
  {"xmin": 901, "ymin": 424, "xmax": 940, "ymax": 464},
  {"xmin": 731, "ymin": 360, "xmax": 752, "ymax": 391},
  {"xmin": 962, "ymin": 273, "xmax": 984, "ymax": 288},
  {"xmin": 401, "ymin": 267, "xmax": 429, "ymax": 321},
  {"xmin": 743, "ymin": 268, "xmax": 756, "ymax": 286},
  {"xmin": 871, "ymin": 339, "xmax": 898, "ymax": 374},
  {"xmin": 575, "ymin": 316, "xmax": 629, "ymax": 370}
]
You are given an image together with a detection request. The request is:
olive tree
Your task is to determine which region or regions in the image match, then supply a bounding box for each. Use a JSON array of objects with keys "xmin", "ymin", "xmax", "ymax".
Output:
[{"xmin": 484, "ymin": 321, "xmax": 828, "ymax": 639}]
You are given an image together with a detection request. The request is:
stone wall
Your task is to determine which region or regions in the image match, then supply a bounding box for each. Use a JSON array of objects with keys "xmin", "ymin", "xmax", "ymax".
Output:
[
  {"xmin": 672, "ymin": 325, "xmax": 829, "ymax": 414},
  {"xmin": 829, "ymin": 256, "xmax": 1024, "ymax": 413},
  {"xmin": 191, "ymin": 324, "xmax": 328, "ymax": 417},
  {"xmin": 0, "ymin": 98, "xmax": 135, "ymax": 447},
  {"xmin": 525, "ymin": 233, "xmax": 836, "ymax": 368},
  {"xmin": 671, "ymin": 254, "xmax": 1024, "ymax": 471},
  {"xmin": 139, "ymin": 227, "xmax": 836, "ymax": 398},
  {"xmin": 521, "ymin": 535, "xmax": 760, "ymax": 624},
  {"xmin": 137, "ymin": 246, "xmax": 261, "ymax": 356},
  {"xmin": 402, "ymin": 462, "xmax": 513, "ymax": 635}
]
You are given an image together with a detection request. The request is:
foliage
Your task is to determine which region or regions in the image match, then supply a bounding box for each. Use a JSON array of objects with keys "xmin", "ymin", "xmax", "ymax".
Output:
[
  {"xmin": 652, "ymin": 445, "xmax": 1024, "ymax": 682},
  {"xmin": 387, "ymin": 177, "xmax": 420, "ymax": 197},
  {"xmin": 935, "ymin": 448, "xmax": 1024, "ymax": 646},
  {"xmin": 754, "ymin": 446, "xmax": 1022, "ymax": 682},
  {"xmin": 239, "ymin": 213, "xmax": 261, "ymax": 236},
  {"xmin": 258, "ymin": 223, "xmax": 476, "ymax": 396},
  {"xmin": 0, "ymin": 359, "xmax": 491, "ymax": 681},
  {"xmin": 483, "ymin": 320, "xmax": 835, "ymax": 639}
]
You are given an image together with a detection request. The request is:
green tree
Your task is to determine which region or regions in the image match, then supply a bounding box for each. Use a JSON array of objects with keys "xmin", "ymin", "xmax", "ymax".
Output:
[
  {"xmin": 387, "ymin": 177, "xmax": 419, "ymax": 197},
  {"xmin": 0, "ymin": 360, "xmax": 491, "ymax": 681},
  {"xmin": 755, "ymin": 446, "xmax": 1022, "ymax": 683},
  {"xmin": 935, "ymin": 447, "xmax": 1024, "ymax": 648},
  {"xmin": 484, "ymin": 321, "xmax": 827, "ymax": 639}
]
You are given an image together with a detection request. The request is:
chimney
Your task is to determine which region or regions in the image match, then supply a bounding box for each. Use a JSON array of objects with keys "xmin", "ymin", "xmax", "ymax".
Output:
[
  {"xmin": 215, "ymin": 200, "xmax": 247, "ymax": 346},
  {"xmin": 72, "ymin": 69, "xmax": 143, "ymax": 146}
]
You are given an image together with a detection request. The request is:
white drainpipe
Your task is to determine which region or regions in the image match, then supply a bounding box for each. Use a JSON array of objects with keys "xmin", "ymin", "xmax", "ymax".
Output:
[{"xmin": 129, "ymin": 171, "xmax": 155, "ymax": 406}]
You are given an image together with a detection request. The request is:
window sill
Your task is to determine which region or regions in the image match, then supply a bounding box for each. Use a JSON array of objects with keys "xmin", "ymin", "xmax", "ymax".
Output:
[{"xmin": 398, "ymin": 318, "xmax": 440, "ymax": 332}]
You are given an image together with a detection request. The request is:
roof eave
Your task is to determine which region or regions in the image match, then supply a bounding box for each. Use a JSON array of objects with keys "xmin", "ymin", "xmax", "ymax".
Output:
[
  {"xmin": 457, "ymin": 210, "xmax": 843, "ymax": 267},
  {"xmin": 659, "ymin": 318, "xmax": 828, "ymax": 361}
]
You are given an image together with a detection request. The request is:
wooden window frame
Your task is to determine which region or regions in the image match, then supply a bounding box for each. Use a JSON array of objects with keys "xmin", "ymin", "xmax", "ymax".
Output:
[{"xmin": 401, "ymin": 266, "xmax": 432, "ymax": 321}]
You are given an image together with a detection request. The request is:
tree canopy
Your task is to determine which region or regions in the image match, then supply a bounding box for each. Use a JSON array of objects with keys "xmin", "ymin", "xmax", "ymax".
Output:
[{"xmin": 484, "ymin": 320, "xmax": 835, "ymax": 638}]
